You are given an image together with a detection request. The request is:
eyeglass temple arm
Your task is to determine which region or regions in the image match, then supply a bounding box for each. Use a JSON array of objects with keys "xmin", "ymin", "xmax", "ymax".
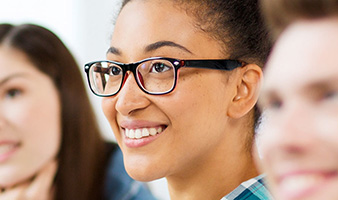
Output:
[{"xmin": 182, "ymin": 60, "xmax": 246, "ymax": 71}]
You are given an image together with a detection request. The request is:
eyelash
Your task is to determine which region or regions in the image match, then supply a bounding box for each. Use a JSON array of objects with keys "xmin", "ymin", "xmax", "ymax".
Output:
[
  {"xmin": 321, "ymin": 90, "xmax": 338, "ymax": 103},
  {"xmin": 5, "ymin": 88, "xmax": 22, "ymax": 99},
  {"xmin": 324, "ymin": 90, "xmax": 338, "ymax": 98},
  {"xmin": 261, "ymin": 98, "xmax": 283, "ymax": 111}
]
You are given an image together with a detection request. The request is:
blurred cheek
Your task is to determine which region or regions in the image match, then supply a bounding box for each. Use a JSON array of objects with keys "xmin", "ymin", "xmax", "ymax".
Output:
[
  {"xmin": 252, "ymin": 141, "xmax": 265, "ymax": 172},
  {"xmin": 6, "ymin": 100, "xmax": 32, "ymax": 127},
  {"xmin": 316, "ymin": 115, "xmax": 338, "ymax": 137},
  {"xmin": 255, "ymin": 121, "xmax": 272, "ymax": 160},
  {"xmin": 1, "ymin": 97, "xmax": 60, "ymax": 186},
  {"xmin": 24, "ymin": 97, "xmax": 61, "ymax": 150},
  {"xmin": 254, "ymin": 121, "xmax": 278, "ymax": 176}
]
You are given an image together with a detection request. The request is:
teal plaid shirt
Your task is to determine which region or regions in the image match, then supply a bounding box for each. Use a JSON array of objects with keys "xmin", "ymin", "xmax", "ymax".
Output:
[{"xmin": 221, "ymin": 174, "xmax": 273, "ymax": 200}]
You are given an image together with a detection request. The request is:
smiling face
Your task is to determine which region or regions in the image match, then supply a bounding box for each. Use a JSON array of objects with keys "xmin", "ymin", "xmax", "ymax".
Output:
[
  {"xmin": 102, "ymin": 0, "xmax": 253, "ymax": 182},
  {"xmin": 0, "ymin": 46, "xmax": 61, "ymax": 187},
  {"xmin": 258, "ymin": 17, "xmax": 338, "ymax": 200}
]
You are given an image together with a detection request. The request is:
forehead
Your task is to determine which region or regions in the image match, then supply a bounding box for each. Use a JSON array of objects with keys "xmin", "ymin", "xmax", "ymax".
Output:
[
  {"xmin": 110, "ymin": 0, "xmax": 223, "ymax": 60},
  {"xmin": 0, "ymin": 46, "xmax": 38, "ymax": 79},
  {"xmin": 263, "ymin": 17, "xmax": 338, "ymax": 95},
  {"xmin": 114, "ymin": 1, "xmax": 193, "ymax": 43}
]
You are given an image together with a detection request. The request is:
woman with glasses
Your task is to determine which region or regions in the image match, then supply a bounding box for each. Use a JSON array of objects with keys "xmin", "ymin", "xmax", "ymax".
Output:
[
  {"xmin": 85, "ymin": 0, "xmax": 272, "ymax": 199},
  {"xmin": 0, "ymin": 23, "xmax": 156, "ymax": 200}
]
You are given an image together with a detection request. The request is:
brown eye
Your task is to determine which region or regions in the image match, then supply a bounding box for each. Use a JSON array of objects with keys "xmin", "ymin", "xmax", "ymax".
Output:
[
  {"xmin": 322, "ymin": 90, "xmax": 338, "ymax": 102},
  {"xmin": 109, "ymin": 66, "xmax": 122, "ymax": 76},
  {"xmin": 6, "ymin": 89, "xmax": 22, "ymax": 99},
  {"xmin": 264, "ymin": 97, "xmax": 283, "ymax": 111},
  {"xmin": 150, "ymin": 62, "xmax": 171, "ymax": 73}
]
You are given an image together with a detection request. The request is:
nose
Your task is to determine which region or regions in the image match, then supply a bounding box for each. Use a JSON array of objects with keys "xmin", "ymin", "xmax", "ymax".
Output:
[
  {"xmin": 266, "ymin": 103, "xmax": 317, "ymax": 155},
  {"xmin": 115, "ymin": 72, "xmax": 150, "ymax": 116}
]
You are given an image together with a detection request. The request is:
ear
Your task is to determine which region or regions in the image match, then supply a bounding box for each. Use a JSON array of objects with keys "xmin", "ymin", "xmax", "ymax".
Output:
[{"xmin": 227, "ymin": 64, "xmax": 263, "ymax": 119}]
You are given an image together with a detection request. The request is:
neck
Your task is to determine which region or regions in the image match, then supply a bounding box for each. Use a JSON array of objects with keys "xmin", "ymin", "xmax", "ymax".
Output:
[
  {"xmin": 166, "ymin": 114, "xmax": 259, "ymax": 200},
  {"xmin": 166, "ymin": 147, "xmax": 259, "ymax": 200}
]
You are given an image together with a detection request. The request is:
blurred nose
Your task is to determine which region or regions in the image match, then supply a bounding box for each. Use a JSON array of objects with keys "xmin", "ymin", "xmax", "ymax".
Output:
[
  {"xmin": 115, "ymin": 72, "xmax": 150, "ymax": 116},
  {"xmin": 266, "ymin": 102, "xmax": 317, "ymax": 155}
]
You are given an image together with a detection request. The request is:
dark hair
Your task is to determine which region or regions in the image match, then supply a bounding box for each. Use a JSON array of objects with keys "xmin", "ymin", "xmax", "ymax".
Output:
[
  {"xmin": 120, "ymin": 0, "xmax": 272, "ymax": 138},
  {"xmin": 0, "ymin": 24, "xmax": 108, "ymax": 200},
  {"xmin": 121, "ymin": 0, "xmax": 271, "ymax": 66},
  {"xmin": 261, "ymin": 0, "xmax": 338, "ymax": 39}
]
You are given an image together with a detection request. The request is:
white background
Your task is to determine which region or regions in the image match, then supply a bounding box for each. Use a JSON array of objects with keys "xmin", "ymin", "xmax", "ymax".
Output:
[{"xmin": 0, "ymin": 0, "xmax": 169, "ymax": 199}]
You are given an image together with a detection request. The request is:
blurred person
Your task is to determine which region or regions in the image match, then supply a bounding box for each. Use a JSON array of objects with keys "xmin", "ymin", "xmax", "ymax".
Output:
[
  {"xmin": 84, "ymin": 0, "xmax": 273, "ymax": 199},
  {"xmin": 0, "ymin": 23, "xmax": 156, "ymax": 200},
  {"xmin": 257, "ymin": 0, "xmax": 338, "ymax": 200}
]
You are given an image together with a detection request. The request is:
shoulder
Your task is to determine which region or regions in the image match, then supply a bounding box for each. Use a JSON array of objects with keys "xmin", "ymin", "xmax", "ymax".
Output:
[
  {"xmin": 221, "ymin": 174, "xmax": 274, "ymax": 200},
  {"xmin": 103, "ymin": 142, "xmax": 157, "ymax": 200}
]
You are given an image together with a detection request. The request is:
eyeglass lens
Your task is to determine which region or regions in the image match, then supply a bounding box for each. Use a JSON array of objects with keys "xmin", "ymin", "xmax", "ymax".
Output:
[{"xmin": 88, "ymin": 59, "xmax": 176, "ymax": 96}]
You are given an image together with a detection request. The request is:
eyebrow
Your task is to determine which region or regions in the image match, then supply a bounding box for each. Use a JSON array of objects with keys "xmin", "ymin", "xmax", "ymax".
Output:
[
  {"xmin": 306, "ymin": 78, "xmax": 338, "ymax": 89},
  {"xmin": 106, "ymin": 46, "xmax": 122, "ymax": 56},
  {"xmin": 0, "ymin": 73, "xmax": 26, "ymax": 87},
  {"xmin": 145, "ymin": 40, "xmax": 193, "ymax": 54},
  {"xmin": 302, "ymin": 78, "xmax": 338, "ymax": 97},
  {"xmin": 106, "ymin": 40, "xmax": 193, "ymax": 56}
]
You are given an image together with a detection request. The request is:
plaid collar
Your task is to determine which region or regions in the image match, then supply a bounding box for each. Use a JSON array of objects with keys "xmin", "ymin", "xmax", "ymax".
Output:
[{"xmin": 221, "ymin": 174, "xmax": 273, "ymax": 200}]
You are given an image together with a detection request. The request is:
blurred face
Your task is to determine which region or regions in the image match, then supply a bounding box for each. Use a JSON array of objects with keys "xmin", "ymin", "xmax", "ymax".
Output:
[
  {"xmin": 0, "ymin": 46, "xmax": 61, "ymax": 187},
  {"xmin": 258, "ymin": 17, "xmax": 338, "ymax": 200},
  {"xmin": 102, "ymin": 0, "xmax": 244, "ymax": 181}
]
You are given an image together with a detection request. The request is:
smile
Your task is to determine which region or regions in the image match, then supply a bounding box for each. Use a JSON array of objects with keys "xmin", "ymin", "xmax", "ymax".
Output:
[
  {"xmin": 278, "ymin": 171, "xmax": 338, "ymax": 199},
  {"xmin": 125, "ymin": 127, "xmax": 164, "ymax": 139},
  {"xmin": 0, "ymin": 143, "xmax": 19, "ymax": 162}
]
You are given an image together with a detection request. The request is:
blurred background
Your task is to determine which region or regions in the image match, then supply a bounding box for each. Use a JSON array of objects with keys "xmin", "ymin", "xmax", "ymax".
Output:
[{"xmin": 0, "ymin": 0, "xmax": 169, "ymax": 199}]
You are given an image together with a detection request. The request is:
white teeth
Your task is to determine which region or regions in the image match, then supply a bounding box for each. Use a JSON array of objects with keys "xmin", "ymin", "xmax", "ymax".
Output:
[
  {"xmin": 142, "ymin": 128, "xmax": 150, "ymax": 137},
  {"xmin": 129, "ymin": 129, "xmax": 135, "ymax": 138},
  {"xmin": 0, "ymin": 144, "xmax": 16, "ymax": 155},
  {"xmin": 135, "ymin": 129, "xmax": 142, "ymax": 139},
  {"xmin": 125, "ymin": 127, "xmax": 164, "ymax": 139},
  {"xmin": 150, "ymin": 128, "xmax": 157, "ymax": 136},
  {"xmin": 279, "ymin": 174, "xmax": 324, "ymax": 194}
]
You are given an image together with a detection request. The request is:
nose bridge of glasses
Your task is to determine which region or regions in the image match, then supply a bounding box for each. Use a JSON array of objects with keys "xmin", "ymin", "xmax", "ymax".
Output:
[
  {"xmin": 120, "ymin": 62, "xmax": 144, "ymax": 89},
  {"xmin": 119, "ymin": 61, "xmax": 144, "ymax": 83}
]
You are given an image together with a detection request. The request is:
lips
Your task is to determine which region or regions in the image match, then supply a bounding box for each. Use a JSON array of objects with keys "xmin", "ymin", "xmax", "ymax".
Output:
[
  {"xmin": 0, "ymin": 142, "xmax": 19, "ymax": 162},
  {"xmin": 277, "ymin": 171, "xmax": 338, "ymax": 200}
]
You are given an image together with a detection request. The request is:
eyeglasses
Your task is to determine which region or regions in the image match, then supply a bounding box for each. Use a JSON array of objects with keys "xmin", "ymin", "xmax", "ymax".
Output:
[{"xmin": 84, "ymin": 57, "xmax": 246, "ymax": 97}]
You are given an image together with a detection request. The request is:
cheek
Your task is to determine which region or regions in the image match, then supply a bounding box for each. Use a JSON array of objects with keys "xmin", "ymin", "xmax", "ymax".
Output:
[
  {"xmin": 101, "ymin": 98, "xmax": 116, "ymax": 122},
  {"xmin": 164, "ymin": 77, "xmax": 230, "ymax": 143},
  {"xmin": 2, "ymin": 95, "xmax": 61, "ymax": 186},
  {"xmin": 255, "ymin": 123, "xmax": 275, "ymax": 163},
  {"xmin": 21, "ymin": 96, "xmax": 61, "ymax": 155},
  {"xmin": 101, "ymin": 98, "xmax": 120, "ymax": 135},
  {"xmin": 315, "ymin": 112, "xmax": 338, "ymax": 138},
  {"xmin": 7, "ymin": 99, "xmax": 45, "ymax": 132},
  {"xmin": 252, "ymin": 141, "xmax": 266, "ymax": 176}
]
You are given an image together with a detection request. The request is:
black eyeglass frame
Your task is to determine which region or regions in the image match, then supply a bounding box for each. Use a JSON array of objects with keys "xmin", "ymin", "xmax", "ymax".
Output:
[{"xmin": 84, "ymin": 57, "xmax": 246, "ymax": 97}]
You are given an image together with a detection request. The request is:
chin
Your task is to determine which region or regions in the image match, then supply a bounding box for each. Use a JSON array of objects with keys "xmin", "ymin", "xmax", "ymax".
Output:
[
  {"xmin": 122, "ymin": 150, "xmax": 168, "ymax": 182},
  {"xmin": 0, "ymin": 168, "xmax": 34, "ymax": 188},
  {"xmin": 125, "ymin": 162, "xmax": 165, "ymax": 182}
]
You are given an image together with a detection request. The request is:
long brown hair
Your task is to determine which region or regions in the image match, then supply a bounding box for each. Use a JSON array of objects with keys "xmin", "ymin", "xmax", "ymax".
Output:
[{"xmin": 0, "ymin": 23, "xmax": 109, "ymax": 200}]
